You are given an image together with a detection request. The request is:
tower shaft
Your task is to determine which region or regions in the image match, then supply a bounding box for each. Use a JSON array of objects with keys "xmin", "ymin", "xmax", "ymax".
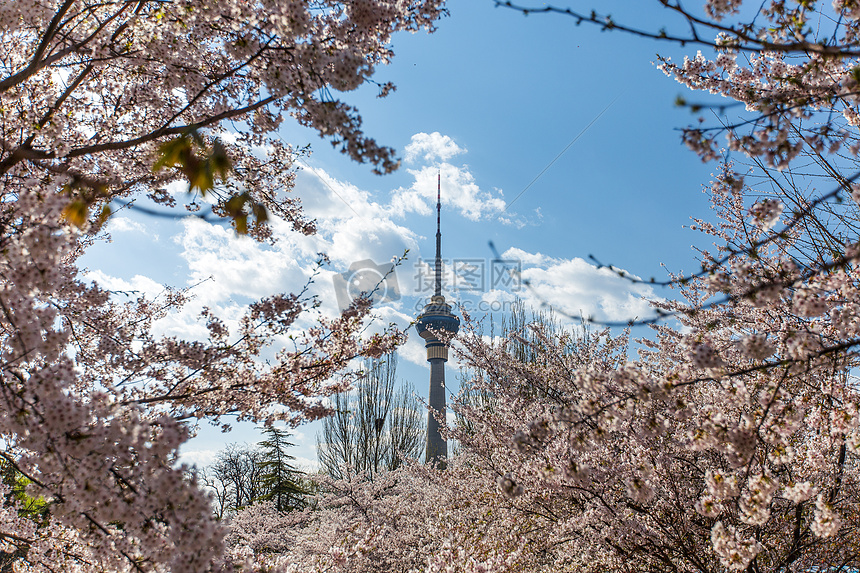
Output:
[
  {"xmin": 425, "ymin": 358, "xmax": 447, "ymax": 463},
  {"xmin": 415, "ymin": 170, "xmax": 459, "ymax": 468}
]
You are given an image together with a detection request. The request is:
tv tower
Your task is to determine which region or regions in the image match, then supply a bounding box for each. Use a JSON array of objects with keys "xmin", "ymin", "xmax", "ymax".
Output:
[{"xmin": 415, "ymin": 172, "xmax": 460, "ymax": 467}]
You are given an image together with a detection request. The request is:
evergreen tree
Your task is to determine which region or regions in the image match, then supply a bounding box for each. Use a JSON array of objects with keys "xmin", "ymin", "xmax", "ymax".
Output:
[{"xmin": 256, "ymin": 427, "xmax": 306, "ymax": 512}]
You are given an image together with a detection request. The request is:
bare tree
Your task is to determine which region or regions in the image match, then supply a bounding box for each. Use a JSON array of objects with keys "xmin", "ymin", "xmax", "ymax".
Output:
[
  {"xmin": 201, "ymin": 444, "xmax": 266, "ymax": 517},
  {"xmin": 199, "ymin": 467, "xmax": 230, "ymax": 520},
  {"xmin": 317, "ymin": 355, "xmax": 424, "ymax": 480},
  {"xmin": 385, "ymin": 383, "xmax": 425, "ymax": 471}
]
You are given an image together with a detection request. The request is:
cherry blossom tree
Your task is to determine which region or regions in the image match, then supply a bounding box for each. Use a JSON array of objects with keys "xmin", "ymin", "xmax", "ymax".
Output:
[
  {"xmin": 225, "ymin": 460, "xmax": 533, "ymax": 573},
  {"xmin": 236, "ymin": 2, "xmax": 860, "ymax": 571},
  {"xmin": 0, "ymin": 1, "xmax": 443, "ymax": 571},
  {"xmin": 224, "ymin": 223, "xmax": 860, "ymax": 572},
  {"xmin": 223, "ymin": 315, "xmax": 625, "ymax": 573},
  {"xmin": 18, "ymin": 0, "xmax": 860, "ymax": 571},
  {"xmin": 455, "ymin": 2, "xmax": 860, "ymax": 570}
]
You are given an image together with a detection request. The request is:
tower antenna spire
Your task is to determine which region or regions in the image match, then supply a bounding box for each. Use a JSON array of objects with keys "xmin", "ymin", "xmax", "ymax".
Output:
[{"xmin": 434, "ymin": 171, "xmax": 442, "ymax": 298}]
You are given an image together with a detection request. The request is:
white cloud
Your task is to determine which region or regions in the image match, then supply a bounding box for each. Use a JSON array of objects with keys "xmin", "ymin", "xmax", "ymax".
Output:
[
  {"xmin": 293, "ymin": 456, "xmax": 320, "ymax": 472},
  {"xmin": 294, "ymin": 167, "xmax": 420, "ymax": 267},
  {"xmin": 178, "ymin": 449, "xmax": 218, "ymax": 468},
  {"xmin": 404, "ymin": 132, "xmax": 465, "ymax": 164},
  {"xmin": 85, "ymin": 270, "xmax": 168, "ymax": 300},
  {"xmin": 85, "ymin": 268, "xmax": 218, "ymax": 341},
  {"xmin": 176, "ymin": 218, "xmax": 312, "ymax": 303},
  {"xmin": 500, "ymin": 247, "xmax": 660, "ymax": 324},
  {"xmin": 107, "ymin": 216, "xmax": 149, "ymax": 235},
  {"xmin": 294, "ymin": 166, "xmax": 377, "ymax": 222},
  {"xmin": 399, "ymin": 330, "xmax": 428, "ymax": 367},
  {"xmin": 497, "ymin": 205, "xmax": 542, "ymax": 229},
  {"xmin": 392, "ymin": 163, "xmax": 506, "ymax": 221},
  {"xmin": 97, "ymin": 132, "xmax": 507, "ymax": 325}
]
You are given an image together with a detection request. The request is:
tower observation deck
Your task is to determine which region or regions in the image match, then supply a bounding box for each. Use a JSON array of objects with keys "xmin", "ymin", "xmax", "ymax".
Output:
[{"xmin": 415, "ymin": 172, "xmax": 460, "ymax": 467}]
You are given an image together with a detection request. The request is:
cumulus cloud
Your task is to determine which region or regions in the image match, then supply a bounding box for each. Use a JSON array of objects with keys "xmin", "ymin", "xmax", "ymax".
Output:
[
  {"xmin": 390, "ymin": 163, "xmax": 506, "ymax": 221},
  {"xmin": 85, "ymin": 269, "xmax": 171, "ymax": 300},
  {"xmin": 178, "ymin": 449, "xmax": 218, "ymax": 468},
  {"xmin": 176, "ymin": 218, "xmax": 313, "ymax": 304},
  {"xmin": 497, "ymin": 206, "xmax": 542, "ymax": 230},
  {"xmin": 293, "ymin": 167, "xmax": 420, "ymax": 267},
  {"xmin": 300, "ymin": 143, "xmax": 508, "ymax": 224},
  {"xmin": 294, "ymin": 166, "xmax": 377, "ymax": 222},
  {"xmin": 107, "ymin": 216, "xmax": 149, "ymax": 235},
  {"xmin": 293, "ymin": 456, "xmax": 320, "ymax": 472},
  {"xmin": 404, "ymin": 132, "xmax": 465, "ymax": 164},
  {"xmin": 398, "ymin": 330, "xmax": 429, "ymax": 367},
  {"xmin": 500, "ymin": 247, "xmax": 660, "ymax": 324}
]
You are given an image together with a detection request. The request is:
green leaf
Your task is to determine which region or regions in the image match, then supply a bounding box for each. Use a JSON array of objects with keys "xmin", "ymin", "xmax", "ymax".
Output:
[
  {"xmin": 210, "ymin": 140, "xmax": 232, "ymax": 181},
  {"xmin": 153, "ymin": 136, "xmax": 192, "ymax": 172},
  {"xmin": 97, "ymin": 204, "xmax": 112, "ymax": 226},
  {"xmin": 234, "ymin": 214, "xmax": 248, "ymax": 235},
  {"xmin": 252, "ymin": 203, "xmax": 269, "ymax": 224},
  {"xmin": 62, "ymin": 200, "xmax": 89, "ymax": 228}
]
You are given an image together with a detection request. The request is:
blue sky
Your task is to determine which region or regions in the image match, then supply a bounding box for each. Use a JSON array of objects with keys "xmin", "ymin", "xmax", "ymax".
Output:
[{"xmin": 82, "ymin": 2, "xmax": 730, "ymax": 470}]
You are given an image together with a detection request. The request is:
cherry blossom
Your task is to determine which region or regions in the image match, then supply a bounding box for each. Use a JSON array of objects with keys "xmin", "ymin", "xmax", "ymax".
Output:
[{"xmin": 0, "ymin": 0, "xmax": 442, "ymax": 570}]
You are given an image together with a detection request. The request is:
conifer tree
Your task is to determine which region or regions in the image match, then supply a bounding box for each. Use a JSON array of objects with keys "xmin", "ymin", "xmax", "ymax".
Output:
[{"xmin": 256, "ymin": 427, "xmax": 306, "ymax": 512}]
